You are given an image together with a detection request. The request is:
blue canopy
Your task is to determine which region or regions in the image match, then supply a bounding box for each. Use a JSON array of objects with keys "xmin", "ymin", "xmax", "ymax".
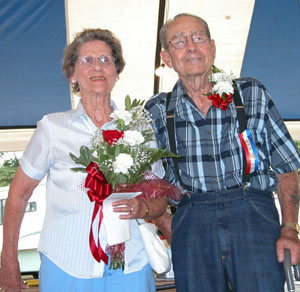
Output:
[
  {"xmin": 0, "ymin": 0, "xmax": 70, "ymax": 128},
  {"xmin": 241, "ymin": 0, "xmax": 300, "ymax": 120}
]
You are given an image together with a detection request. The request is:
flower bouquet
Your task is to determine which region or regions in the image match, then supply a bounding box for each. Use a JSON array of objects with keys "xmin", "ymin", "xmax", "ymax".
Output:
[{"xmin": 70, "ymin": 96, "xmax": 181, "ymax": 270}]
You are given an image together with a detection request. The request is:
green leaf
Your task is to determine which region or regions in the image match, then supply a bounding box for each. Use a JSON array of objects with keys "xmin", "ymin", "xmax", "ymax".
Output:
[
  {"xmin": 212, "ymin": 64, "xmax": 222, "ymax": 73},
  {"xmin": 134, "ymin": 99, "xmax": 145, "ymax": 108},
  {"xmin": 80, "ymin": 146, "xmax": 91, "ymax": 163},
  {"xmin": 99, "ymin": 153, "xmax": 109, "ymax": 163},
  {"xmin": 106, "ymin": 145, "xmax": 116, "ymax": 156},
  {"xmin": 117, "ymin": 118, "xmax": 125, "ymax": 131},
  {"xmin": 114, "ymin": 145, "xmax": 121, "ymax": 156},
  {"xmin": 125, "ymin": 95, "xmax": 131, "ymax": 110},
  {"xmin": 149, "ymin": 148, "xmax": 180, "ymax": 164},
  {"xmin": 70, "ymin": 167, "xmax": 87, "ymax": 172},
  {"xmin": 141, "ymin": 129, "xmax": 154, "ymax": 143},
  {"xmin": 70, "ymin": 146, "xmax": 93, "ymax": 167},
  {"xmin": 96, "ymin": 147, "xmax": 105, "ymax": 155},
  {"xmin": 132, "ymin": 99, "xmax": 139, "ymax": 108},
  {"xmin": 69, "ymin": 152, "xmax": 80, "ymax": 163},
  {"xmin": 149, "ymin": 149, "xmax": 163, "ymax": 163},
  {"xmin": 114, "ymin": 173, "xmax": 128, "ymax": 184},
  {"xmin": 91, "ymin": 155, "xmax": 100, "ymax": 164}
]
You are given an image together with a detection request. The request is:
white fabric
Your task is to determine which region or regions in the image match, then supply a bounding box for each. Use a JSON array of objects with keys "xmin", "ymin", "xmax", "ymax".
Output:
[
  {"xmin": 138, "ymin": 223, "xmax": 171, "ymax": 275},
  {"xmin": 103, "ymin": 192, "xmax": 141, "ymax": 245},
  {"xmin": 19, "ymin": 101, "xmax": 165, "ymax": 279}
]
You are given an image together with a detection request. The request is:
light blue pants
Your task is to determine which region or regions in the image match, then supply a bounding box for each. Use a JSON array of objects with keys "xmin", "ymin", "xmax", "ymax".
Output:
[{"xmin": 39, "ymin": 253, "xmax": 156, "ymax": 292}]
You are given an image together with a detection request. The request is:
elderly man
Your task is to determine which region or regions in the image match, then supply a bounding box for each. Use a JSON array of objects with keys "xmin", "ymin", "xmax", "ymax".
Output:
[{"xmin": 145, "ymin": 13, "xmax": 300, "ymax": 292}]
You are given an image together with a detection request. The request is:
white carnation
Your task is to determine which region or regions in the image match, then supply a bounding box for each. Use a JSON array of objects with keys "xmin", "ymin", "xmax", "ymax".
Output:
[
  {"xmin": 113, "ymin": 153, "xmax": 134, "ymax": 174},
  {"xmin": 123, "ymin": 130, "xmax": 145, "ymax": 146},
  {"xmin": 213, "ymin": 80, "xmax": 234, "ymax": 95},
  {"xmin": 110, "ymin": 109, "xmax": 132, "ymax": 125}
]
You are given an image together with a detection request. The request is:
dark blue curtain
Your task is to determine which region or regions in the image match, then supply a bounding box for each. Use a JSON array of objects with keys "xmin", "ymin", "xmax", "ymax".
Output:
[
  {"xmin": 241, "ymin": 0, "xmax": 300, "ymax": 120},
  {"xmin": 0, "ymin": 0, "xmax": 70, "ymax": 128}
]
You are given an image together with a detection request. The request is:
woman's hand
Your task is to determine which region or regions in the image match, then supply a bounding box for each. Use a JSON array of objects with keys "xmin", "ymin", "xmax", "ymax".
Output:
[
  {"xmin": 0, "ymin": 259, "xmax": 28, "ymax": 292},
  {"xmin": 0, "ymin": 167, "xmax": 40, "ymax": 291},
  {"xmin": 112, "ymin": 197, "xmax": 149, "ymax": 219}
]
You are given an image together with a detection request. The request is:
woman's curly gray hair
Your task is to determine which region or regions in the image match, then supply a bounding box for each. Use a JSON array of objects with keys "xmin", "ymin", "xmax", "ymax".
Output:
[{"xmin": 62, "ymin": 28, "xmax": 125, "ymax": 95}]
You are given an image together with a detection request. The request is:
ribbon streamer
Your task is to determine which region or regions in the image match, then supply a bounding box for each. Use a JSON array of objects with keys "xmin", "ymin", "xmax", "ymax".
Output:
[
  {"xmin": 85, "ymin": 162, "xmax": 112, "ymax": 264},
  {"xmin": 239, "ymin": 129, "xmax": 259, "ymax": 174}
]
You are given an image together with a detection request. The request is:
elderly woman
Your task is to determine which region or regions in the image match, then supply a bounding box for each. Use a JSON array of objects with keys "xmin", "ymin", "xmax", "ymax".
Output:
[{"xmin": 0, "ymin": 29, "xmax": 167, "ymax": 292}]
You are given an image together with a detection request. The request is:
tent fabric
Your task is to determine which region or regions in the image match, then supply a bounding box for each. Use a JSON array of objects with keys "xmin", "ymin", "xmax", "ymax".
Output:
[
  {"xmin": 241, "ymin": 0, "xmax": 300, "ymax": 120},
  {"xmin": 0, "ymin": 0, "xmax": 299, "ymax": 130},
  {"xmin": 0, "ymin": 0, "xmax": 70, "ymax": 128}
]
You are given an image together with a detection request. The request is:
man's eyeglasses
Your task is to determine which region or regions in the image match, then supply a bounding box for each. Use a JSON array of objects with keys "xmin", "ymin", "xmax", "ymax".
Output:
[
  {"xmin": 168, "ymin": 31, "xmax": 209, "ymax": 49},
  {"xmin": 77, "ymin": 55, "xmax": 116, "ymax": 67}
]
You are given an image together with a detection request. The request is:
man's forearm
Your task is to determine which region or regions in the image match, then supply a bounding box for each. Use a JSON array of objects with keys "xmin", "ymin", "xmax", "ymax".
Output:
[
  {"xmin": 275, "ymin": 170, "xmax": 300, "ymax": 265},
  {"xmin": 276, "ymin": 170, "xmax": 300, "ymax": 224}
]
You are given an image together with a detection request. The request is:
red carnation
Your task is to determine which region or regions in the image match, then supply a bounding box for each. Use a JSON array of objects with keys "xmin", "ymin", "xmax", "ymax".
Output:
[
  {"xmin": 102, "ymin": 130, "xmax": 124, "ymax": 146},
  {"xmin": 208, "ymin": 93, "xmax": 233, "ymax": 111}
]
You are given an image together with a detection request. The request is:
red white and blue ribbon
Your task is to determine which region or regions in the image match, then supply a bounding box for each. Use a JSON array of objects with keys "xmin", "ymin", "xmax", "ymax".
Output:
[{"xmin": 238, "ymin": 129, "xmax": 259, "ymax": 174}]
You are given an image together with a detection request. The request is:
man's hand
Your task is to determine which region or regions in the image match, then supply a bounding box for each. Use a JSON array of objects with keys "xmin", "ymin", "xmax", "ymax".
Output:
[
  {"xmin": 276, "ymin": 228, "xmax": 300, "ymax": 265},
  {"xmin": 153, "ymin": 211, "xmax": 172, "ymax": 244}
]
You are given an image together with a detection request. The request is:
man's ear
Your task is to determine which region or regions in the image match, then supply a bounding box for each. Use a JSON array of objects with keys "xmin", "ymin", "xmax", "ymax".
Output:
[
  {"xmin": 160, "ymin": 50, "xmax": 173, "ymax": 69},
  {"xmin": 210, "ymin": 39, "xmax": 216, "ymax": 60}
]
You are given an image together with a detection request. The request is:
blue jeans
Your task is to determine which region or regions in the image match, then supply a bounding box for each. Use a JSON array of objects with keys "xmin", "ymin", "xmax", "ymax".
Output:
[{"xmin": 171, "ymin": 187, "xmax": 284, "ymax": 292}]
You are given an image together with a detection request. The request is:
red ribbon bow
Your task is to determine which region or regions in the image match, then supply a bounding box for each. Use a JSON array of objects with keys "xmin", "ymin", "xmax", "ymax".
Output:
[{"xmin": 85, "ymin": 162, "xmax": 112, "ymax": 264}]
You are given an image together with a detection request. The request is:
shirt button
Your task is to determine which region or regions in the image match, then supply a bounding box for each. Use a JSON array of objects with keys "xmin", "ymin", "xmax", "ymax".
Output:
[
  {"xmin": 208, "ymin": 130, "xmax": 212, "ymax": 135},
  {"xmin": 215, "ymin": 178, "xmax": 219, "ymax": 182},
  {"xmin": 212, "ymin": 155, "xmax": 215, "ymax": 159}
]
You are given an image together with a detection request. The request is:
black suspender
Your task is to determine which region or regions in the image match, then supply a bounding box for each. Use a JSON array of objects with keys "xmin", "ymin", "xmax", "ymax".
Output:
[
  {"xmin": 166, "ymin": 92, "xmax": 185, "ymax": 187},
  {"xmin": 165, "ymin": 84, "xmax": 250, "ymax": 188},
  {"xmin": 232, "ymin": 83, "xmax": 250, "ymax": 183}
]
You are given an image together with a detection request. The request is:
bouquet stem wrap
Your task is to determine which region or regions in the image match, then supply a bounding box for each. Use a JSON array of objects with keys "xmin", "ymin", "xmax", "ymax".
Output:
[{"xmin": 85, "ymin": 162, "xmax": 112, "ymax": 264}]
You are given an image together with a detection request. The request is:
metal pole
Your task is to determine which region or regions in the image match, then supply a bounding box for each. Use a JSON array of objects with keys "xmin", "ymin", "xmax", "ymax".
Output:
[{"xmin": 153, "ymin": 0, "xmax": 166, "ymax": 95}]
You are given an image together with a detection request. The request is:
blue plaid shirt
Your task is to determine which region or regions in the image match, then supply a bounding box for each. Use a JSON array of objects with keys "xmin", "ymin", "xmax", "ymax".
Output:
[{"xmin": 145, "ymin": 78, "xmax": 300, "ymax": 195}]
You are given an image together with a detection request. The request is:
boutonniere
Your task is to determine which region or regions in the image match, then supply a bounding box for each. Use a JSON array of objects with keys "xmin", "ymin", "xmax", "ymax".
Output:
[{"xmin": 207, "ymin": 65, "xmax": 234, "ymax": 111}]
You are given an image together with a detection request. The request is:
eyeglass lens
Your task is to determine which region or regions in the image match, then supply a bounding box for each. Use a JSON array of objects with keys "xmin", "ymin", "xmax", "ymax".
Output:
[
  {"xmin": 78, "ymin": 55, "xmax": 115, "ymax": 66},
  {"xmin": 169, "ymin": 31, "xmax": 208, "ymax": 49}
]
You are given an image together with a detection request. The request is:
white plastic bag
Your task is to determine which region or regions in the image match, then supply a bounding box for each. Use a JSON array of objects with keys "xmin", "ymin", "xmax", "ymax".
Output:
[{"xmin": 138, "ymin": 222, "xmax": 171, "ymax": 274}]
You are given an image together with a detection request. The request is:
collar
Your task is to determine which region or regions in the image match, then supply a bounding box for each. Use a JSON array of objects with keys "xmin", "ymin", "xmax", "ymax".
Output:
[
  {"xmin": 167, "ymin": 79, "xmax": 200, "ymax": 113},
  {"xmin": 167, "ymin": 80, "xmax": 190, "ymax": 112},
  {"xmin": 169, "ymin": 79, "xmax": 236, "ymax": 119},
  {"xmin": 72, "ymin": 99, "xmax": 118, "ymax": 122}
]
